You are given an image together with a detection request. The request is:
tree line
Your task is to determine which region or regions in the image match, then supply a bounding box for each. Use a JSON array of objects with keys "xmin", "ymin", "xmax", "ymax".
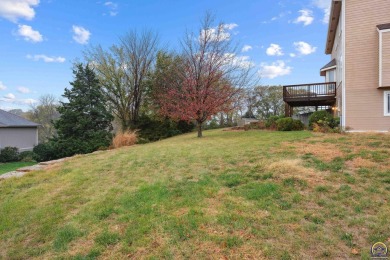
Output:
[{"xmin": 10, "ymin": 13, "xmax": 288, "ymax": 160}]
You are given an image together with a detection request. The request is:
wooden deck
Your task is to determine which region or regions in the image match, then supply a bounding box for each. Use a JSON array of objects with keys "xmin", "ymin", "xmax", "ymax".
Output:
[{"xmin": 283, "ymin": 82, "xmax": 336, "ymax": 116}]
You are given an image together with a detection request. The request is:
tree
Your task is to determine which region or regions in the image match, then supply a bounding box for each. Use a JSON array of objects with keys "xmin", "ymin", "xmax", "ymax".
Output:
[
  {"xmin": 253, "ymin": 85, "xmax": 284, "ymax": 119},
  {"xmin": 84, "ymin": 30, "xmax": 159, "ymax": 131},
  {"xmin": 54, "ymin": 63, "xmax": 113, "ymax": 156},
  {"xmin": 26, "ymin": 94, "xmax": 60, "ymax": 143},
  {"xmin": 155, "ymin": 13, "xmax": 254, "ymax": 137},
  {"xmin": 8, "ymin": 109, "xmax": 24, "ymax": 117}
]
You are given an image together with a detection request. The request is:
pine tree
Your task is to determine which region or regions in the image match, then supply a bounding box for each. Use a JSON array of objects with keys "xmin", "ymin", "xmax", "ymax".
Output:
[{"xmin": 54, "ymin": 63, "xmax": 113, "ymax": 156}]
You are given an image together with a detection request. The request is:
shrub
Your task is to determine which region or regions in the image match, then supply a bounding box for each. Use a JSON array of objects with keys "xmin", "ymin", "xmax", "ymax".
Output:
[
  {"xmin": 265, "ymin": 115, "xmax": 284, "ymax": 129},
  {"xmin": 0, "ymin": 147, "xmax": 19, "ymax": 163},
  {"xmin": 275, "ymin": 118, "xmax": 304, "ymax": 131},
  {"xmin": 33, "ymin": 142, "xmax": 60, "ymax": 162},
  {"xmin": 243, "ymin": 121, "xmax": 263, "ymax": 131},
  {"xmin": 135, "ymin": 115, "xmax": 194, "ymax": 142},
  {"xmin": 19, "ymin": 151, "xmax": 35, "ymax": 162},
  {"xmin": 276, "ymin": 118, "xmax": 293, "ymax": 131},
  {"xmin": 330, "ymin": 117, "xmax": 340, "ymax": 128},
  {"xmin": 308, "ymin": 111, "xmax": 333, "ymax": 128},
  {"xmin": 112, "ymin": 131, "xmax": 138, "ymax": 149},
  {"xmin": 291, "ymin": 119, "xmax": 305, "ymax": 131}
]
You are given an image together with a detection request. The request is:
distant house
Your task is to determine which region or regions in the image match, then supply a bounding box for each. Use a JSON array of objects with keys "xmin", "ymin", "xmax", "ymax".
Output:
[
  {"xmin": 283, "ymin": 0, "xmax": 390, "ymax": 132},
  {"xmin": 237, "ymin": 118, "xmax": 259, "ymax": 127},
  {"xmin": 0, "ymin": 109, "xmax": 39, "ymax": 151}
]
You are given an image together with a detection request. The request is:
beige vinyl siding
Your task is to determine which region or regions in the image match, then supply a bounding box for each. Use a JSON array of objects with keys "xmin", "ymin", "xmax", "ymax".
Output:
[
  {"xmin": 345, "ymin": 0, "xmax": 390, "ymax": 131},
  {"xmin": 381, "ymin": 32, "xmax": 390, "ymax": 87}
]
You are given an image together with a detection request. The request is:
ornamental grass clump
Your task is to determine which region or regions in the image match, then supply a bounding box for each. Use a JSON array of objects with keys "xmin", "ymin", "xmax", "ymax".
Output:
[{"xmin": 112, "ymin": 131, "xmax": 138, "ymax": 148}]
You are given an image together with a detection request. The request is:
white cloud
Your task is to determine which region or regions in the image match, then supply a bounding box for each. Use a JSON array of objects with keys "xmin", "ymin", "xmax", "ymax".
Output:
[
  {"xmin": 0, "ymin": 81, "xmax": 7, "ymax": 90},
  {"xmin": 259, "ymin": 60, "xmax": 292, "ymax": 79},
  {"xmin": 4, "ymin": 93, "xmax": 16, "ymax": 100},
  {"xmin": 0, "ymin": 0, "xmax": 39, "ymax": 23},
  {"xmin": 72, "ymin": 25, "xmax": 91, "ymax": 44},
  {"xmin": 262, "ymin": 11, "xmax": 291, "ymax": 24},
  {"xmin": 26, "ymin": 54, "xmax": 66, "ymax": 63},
  {"xmin": 266, "ymin": 43, "xmax": 284, "ymax": 56},
  {"xmin": 220, "ymin": 53, "xmax": 255, "ymax": 69},
  {"xmin": 313, "ymin": 0, "xmax": 331, "ymax": 23},
  {"xmin": 231, "ymin": 55, "xmax": 255, "ymax": 69},
  {"xmin": 241, "ymin": 45, "xmax": 252, "ymax": 52},
  {"xmin": 17, "ymin": 86, "xmax": 30, "ymax": 93},
  {"xmin": 294, "ymin": 41, "xmax": 317, "ymax": 55},
  {"xmin": 200, "ymin": 23, "xmax": 238, "ymax": 42},
  {"xmin": 0, "ymin": 97, "xmax": 38, "ymax": 106},
  {"xmin": 104, "ymin": 1, "xmax": 118, "ymax": 16},
  {"xmin": 17, "ymin": 24, "xmax": 43, "ymax": 42},
  {"xmin": 289, "ymin": 53, "xmax": 296, "ymax": 58},
  {"xmin": 223, "ymin": 23, "xmax": 238, "ymax": 30},
  {"xmin": 20, "ymin": 98, "xmax": 37, "ymax": 105},
  {"xmin": 294, "ymin": 9, "xmax": 314, "ymax": 26}
]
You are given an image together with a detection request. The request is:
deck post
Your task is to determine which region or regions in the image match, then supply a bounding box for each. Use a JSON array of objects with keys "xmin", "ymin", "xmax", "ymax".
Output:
[
  {"xmin": 285, "ymin": 104, "xmax": 293, "ymax": 117},
  {"xmin": 285, "ymin": 103, "xmax": 290, "ymax": 117}
]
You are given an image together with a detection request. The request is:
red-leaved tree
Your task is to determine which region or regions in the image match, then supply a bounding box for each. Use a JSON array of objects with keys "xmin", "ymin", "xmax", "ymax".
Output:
[{"xmin": 156, "ymin": 13, "xmax": 255, "ymax": 137}]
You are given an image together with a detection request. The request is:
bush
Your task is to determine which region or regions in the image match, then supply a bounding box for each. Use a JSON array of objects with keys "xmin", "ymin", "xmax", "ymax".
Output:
[
  {"xmin": 275, "ymin": 118, "xmax": 304, "ymax": 131},
  {"xmin": 33, "ymin": 142, "xmax": 60, "ymax": 162},
  {"xmin": 0, "ymin": 147, "xmax": 19, "ymax": 163},
  {"xmin": 19, "ymin": 151, "xmax": 35, "ymax": 162},
  {"xmin": 309, "ymin": 111, "xmax": 333, "ymax": 128},
  {"xmin": 265, "ymin": 115, "xmax": 284, "ymax": 129},
  {"xmin": 292, "ymin": 119, "xmax": 305, "ymax": 131},
  {"xmin": 309, "ymin": 111, "xmax": 340, "ymax": 132},
  {"xmin": 112, "ymin": 131, "xmax": 138, "ymax": 149},
  {"xmin": 135, "ymin": 115, "xmax": 194, "ymax": 142},
  {"xmin": 276, "ymin": 118, "xmax": 293, "ymax": 131},
  {"xmin": 242, "ymin": 121, "xmax": 264, "ymax": 131}
]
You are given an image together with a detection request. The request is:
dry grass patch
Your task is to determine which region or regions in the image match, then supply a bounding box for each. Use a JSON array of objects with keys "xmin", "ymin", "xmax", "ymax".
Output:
[
  {"xmin": 266, "ymin": 158, "xmax": 329, "ymax": 186},
  {"xmin": 294, "ymin": 142, "xmax": 344, "ymax": 162},
  {"xmin": 345, "ymin": 157, "xmax": 378, "ymax": 169}
]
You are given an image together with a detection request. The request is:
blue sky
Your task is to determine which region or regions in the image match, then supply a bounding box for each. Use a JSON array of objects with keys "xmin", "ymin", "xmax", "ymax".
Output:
[{"xmin": 0, "ymin": 0, "xmax": 331, "ymax": 110}]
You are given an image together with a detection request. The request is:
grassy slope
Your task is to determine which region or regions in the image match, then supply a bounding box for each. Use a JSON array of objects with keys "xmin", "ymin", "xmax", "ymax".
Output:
[
  {"xmin": 0, "ymin": 130, "xmax": 389, "ymax": 259},
  {"xmin": 0, "ymin": 161, "xmax": 36, "ymax": 175}
]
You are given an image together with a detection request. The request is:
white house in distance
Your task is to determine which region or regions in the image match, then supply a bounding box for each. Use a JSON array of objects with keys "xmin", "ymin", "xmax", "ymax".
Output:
[
  {"xmin": 284, "ymin": 0, "xmax": 390, "ymax": 132},
  {"xmin": 0, "ymin": 109, "xmax": 39, "ymax": 151}
]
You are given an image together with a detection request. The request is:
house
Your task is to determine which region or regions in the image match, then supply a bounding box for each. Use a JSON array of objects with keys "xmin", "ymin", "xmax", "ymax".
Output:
[
  {"xmin": 283, "ymin": 0, "xmax": 390, "ymax": 132},
  {"xmin": 0, "ymin": 109, "xmax": 39, "ymax": 151},
  {"xmin": 237, "ymin": 118, "xmax": 259, "ymax": 127}
]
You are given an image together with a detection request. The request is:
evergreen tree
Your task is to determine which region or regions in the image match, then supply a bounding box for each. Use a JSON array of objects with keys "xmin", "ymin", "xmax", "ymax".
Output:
[{"xmin": 54, "ymin": 63, "xmax": 113, "ymax": 157}]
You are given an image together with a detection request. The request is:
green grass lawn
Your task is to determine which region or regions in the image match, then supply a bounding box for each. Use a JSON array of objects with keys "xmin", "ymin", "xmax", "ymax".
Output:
[
  {"xmin": 0, "ymin": 161, "xmax": 36, "ymax": 175},
  {"xmin": 0, "ymin": 129, "xmax": 389, "ymax": 259}
]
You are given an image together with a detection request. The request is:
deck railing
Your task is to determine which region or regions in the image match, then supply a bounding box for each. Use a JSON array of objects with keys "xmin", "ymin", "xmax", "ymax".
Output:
[{"xmin": 283, "ymin": 82, "xmax": 336, "ymax": 100}]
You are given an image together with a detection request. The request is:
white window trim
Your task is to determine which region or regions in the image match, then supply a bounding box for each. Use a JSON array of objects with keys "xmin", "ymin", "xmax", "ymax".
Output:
[
  {"xmin": 378, "ymin": 28, "xmax": 390, "ymax": 87},
  {"xmin": 384, "ymin": 91, "xmax": 390, "ymax": 116},
  {"xmin": 341, "ymin": 0, "xmax": 346, "ymax": 129}
]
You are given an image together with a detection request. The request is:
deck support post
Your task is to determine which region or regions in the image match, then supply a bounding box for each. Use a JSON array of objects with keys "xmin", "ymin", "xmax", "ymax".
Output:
[{"xmin": 285, "ymin": 104, "xmax": 293, "ymax": 117}]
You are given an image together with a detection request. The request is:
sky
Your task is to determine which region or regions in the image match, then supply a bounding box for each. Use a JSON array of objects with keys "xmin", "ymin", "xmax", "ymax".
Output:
[{"xmin": 0, "ymin": 0, "xmax": 332, "ymax": 111}]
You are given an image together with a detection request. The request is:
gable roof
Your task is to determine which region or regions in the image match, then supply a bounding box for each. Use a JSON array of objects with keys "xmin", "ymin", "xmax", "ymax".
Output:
[
  {"xmin": 320, "ymin": 59, "xmax": 337, "ymax": 76},
  {"xmin": 325, "ymin": 0, "xmax": 342, "ymax": 54},
  {"xmin": 0, "ymin": 109, "xmax": 39, "ymax": 128}
]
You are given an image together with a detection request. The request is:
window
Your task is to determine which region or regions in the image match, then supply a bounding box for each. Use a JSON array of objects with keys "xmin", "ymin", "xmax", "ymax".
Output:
[
  {"xmin": 385, "ymin": 91, "xmax": 390, "ymax": 116},
  {"xmin": 326, "ymin": 69, "xmax": 336, "ymax": 82},
  {"xmin": 378, "ymin": 28, "xmax": 390, "ymax": 87}
]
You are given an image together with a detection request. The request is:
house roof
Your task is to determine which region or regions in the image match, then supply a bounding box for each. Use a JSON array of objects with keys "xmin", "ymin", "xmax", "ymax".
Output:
[
  {"xmin": 377, "ymin": 23, "xmax": 390, "ymax": 31},
  {"xmin": 325, "ymin": 0, "xmax": 342, "ymax": 54},
  {"xmin": 0, "ymin": 109, "xmax": 39, "ymax": 128},
  {"xmin": 320, "ymin": 59, "xmax": 337, "ymax": 76}
]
